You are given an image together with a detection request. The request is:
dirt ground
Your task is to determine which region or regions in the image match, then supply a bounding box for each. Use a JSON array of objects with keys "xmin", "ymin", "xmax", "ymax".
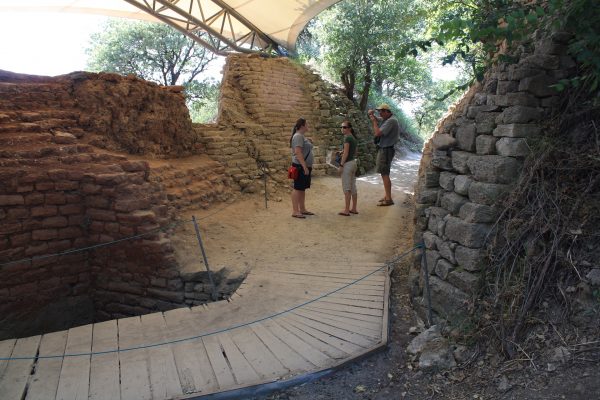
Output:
[{"xmin": 180, "ymin": 152, "xmax": 599, "ymax": 400}]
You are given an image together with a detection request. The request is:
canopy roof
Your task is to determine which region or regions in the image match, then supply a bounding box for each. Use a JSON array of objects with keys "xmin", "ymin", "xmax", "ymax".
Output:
[{"xmin": 0, "ymin": 0, "xmax": 341, "ymax": 55}]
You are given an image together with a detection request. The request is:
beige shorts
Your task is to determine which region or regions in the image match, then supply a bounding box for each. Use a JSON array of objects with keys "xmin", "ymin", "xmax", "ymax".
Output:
[{"xmin": 341, "ymin": 159, "xmax": 357, "ymax": 194}]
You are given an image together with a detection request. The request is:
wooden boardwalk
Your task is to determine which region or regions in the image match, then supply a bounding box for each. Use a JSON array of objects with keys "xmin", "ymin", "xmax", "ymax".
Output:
[{"xmin": 0, "ymin": 262, "xmax": 390, "ymax": 399}]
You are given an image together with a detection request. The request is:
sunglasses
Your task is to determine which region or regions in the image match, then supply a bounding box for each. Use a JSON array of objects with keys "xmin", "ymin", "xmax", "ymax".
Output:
[{"xmin": 341, "ymin": 126, "xmax": 350, "ymax": 129}]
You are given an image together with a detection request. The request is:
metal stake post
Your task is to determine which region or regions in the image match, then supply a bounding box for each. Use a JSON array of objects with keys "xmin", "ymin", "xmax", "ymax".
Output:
[{"xmin": 192, "ymin": 216, "xmax": 218, "ymax": 301}]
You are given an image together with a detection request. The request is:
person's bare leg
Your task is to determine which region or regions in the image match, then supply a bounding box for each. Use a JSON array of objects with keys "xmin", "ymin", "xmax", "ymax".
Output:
[
  {"xmin": 291, "ymin": 190, "xmax": 301, "ymax": 215},
  {"xmin": 299, "ymin": 190, "xmax": 307, "ymax": 213},
  {"xmin": 382, "ymin": 174, "xmax": 392, "ymax": 201},
  {"xmin": 350, "ymin": 192, "xmax": 358, "ymax": 213},
  {"xmin": 342, "ymin": 191, "xmax": 351, "ymax": 214}
]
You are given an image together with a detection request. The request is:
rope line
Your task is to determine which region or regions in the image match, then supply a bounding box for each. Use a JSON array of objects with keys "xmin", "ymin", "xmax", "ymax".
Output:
[
  {"xmin": 0, "ymin": 219, "xmax": 192, "ymax": 269},
  {"xmin": 0, "ymin": 245, "xmax": 422, "ymax": 361}
]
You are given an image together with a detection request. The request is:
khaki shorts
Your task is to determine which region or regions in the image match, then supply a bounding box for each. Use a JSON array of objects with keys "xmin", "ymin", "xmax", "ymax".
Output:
[
  {"xmin": 341, "ymin": 159, "xmax": 357, "ymax": 194},
  {"xmin": 376, "ymin": 147, "xmax": 395, "ymax": 175}
]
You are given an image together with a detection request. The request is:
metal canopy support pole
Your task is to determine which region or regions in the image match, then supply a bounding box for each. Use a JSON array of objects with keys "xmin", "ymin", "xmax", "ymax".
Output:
[{"xmin": 192, "ymin": 216, "xmax": 218, "ymax": 301}]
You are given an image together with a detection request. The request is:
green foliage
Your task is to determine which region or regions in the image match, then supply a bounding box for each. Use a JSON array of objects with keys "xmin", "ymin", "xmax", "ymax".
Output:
[
  {"xmin": 298, "ymin": 0, "xmax": 432, "ymax": 110},
  {"xmin": 412, "ymin": 78, "xmax": 465, "ymax": 139},
  {"xmin": 86, "ymin": 19, "xmax": 222, "ymax": 122},
  {"xmin": 408, "ymin": 0, "xmax": 600, "ymax": 102}
]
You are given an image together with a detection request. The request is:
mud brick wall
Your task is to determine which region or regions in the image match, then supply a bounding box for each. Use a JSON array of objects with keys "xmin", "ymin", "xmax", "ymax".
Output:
[
  {"xmin": 0, "ymin": 72, "xmax": 229, "ymax": 339},
  {"xmin": 411, "ymin": 32, "xmax": 576, "ymax": 323},
  {"xmin": 195, "ymin": 54, "xmax": 377, "ymax": 193}
]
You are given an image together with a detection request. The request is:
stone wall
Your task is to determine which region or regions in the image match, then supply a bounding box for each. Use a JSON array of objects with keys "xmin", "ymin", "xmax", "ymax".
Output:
[
  {"xmin": 412, "ymin": 32, "xmax": 575, "ymax": 322},
  {"xmin": 195, "ymin": 54, "xmax": 377, "ymax": 193}
]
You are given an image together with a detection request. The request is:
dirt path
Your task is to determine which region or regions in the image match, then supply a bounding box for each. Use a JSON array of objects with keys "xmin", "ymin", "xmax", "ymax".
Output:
[{"xmin": 174, "ymin": 152, "xmax": 422, "ymax": 282}]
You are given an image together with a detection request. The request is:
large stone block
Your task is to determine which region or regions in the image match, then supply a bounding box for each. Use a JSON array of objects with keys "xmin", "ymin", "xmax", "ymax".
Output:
[
  {"xmin": 438, "ymin": 240, "xmax": 457, "ymax": 264},
  {"xmin": 519, "ymin": 74, "xmax": 558, "ymax": 97},
  {"xmin": 435, "ymin": 258, "xmax": 455, "ymax": 280},
  {"xmin": 447, "ymin": 270, "xmax": 480, "ymax": 294},
  {"xmin": 456, "ymin": 123, "xmax": 477, "ymax": 151},
  {"xmin": 459, "ymin": 202, "xmax": 498, "ymax": 223},
  {"xmin": 417, "ymin": 187, "xmax": 440, "ymax": 205},
  {"xmin": 498, "ymin": 106, "xmax": 543, "ymax": 124},
  {"xmin": 428, "ymin": 276, "xmax": 470, "ymax": 319},
  {"xmin": 475, "ymin": 112, "xmax": 500, "ymax": 134},
  {"xmin": 444, "ymin": 216, "xmax": 491, "ymax": 248},
  {"xmin": 467, "ymin": 155, "xmax": 522, "ymax": 184},
  {"xmin": 466, "ymin": 105, "xmax": 499, "ymax": 119},
  {"xmin": 455, "ymin": 246, "xmax": 486, "ymax": 271},
  {"xmin": 520, "ymin": 54, "xmax": 560, "ymax": 70},
  {"xmin": 432, "ymin": 134, "xmax": 456, "ymax": 150},
  {"xmin": 432, "ymin": 151, "xmax": 453, "ymax": 170},
  {"xmin": 496, "ymin": 137, "xmax": 530, "ymax": 157},
  {"xmin": 476, "ymin": 135, "xmax": 497, "ymax": 155},
  {"xmin": 0, "ymin": 195, "xmax": 25, "ymax": 206},
  {"xmin": 424, "ymin": 170, "xmax": 441, "ymax": 188},
  {"xmin": 451, "ymin": 151, "xmax": 471, "ymax": 174},
  {"xmin": 440, "ymin": 192, "xmax": 468, "ymax": 215},
  {"xmin": 454, "ymin": 175, "xmax": 473, "ymax": 196},
  {"xmin": 422, "ymin": 231, "xmax": 440, "ymax": 250},
  {"xmin": 493, "ymin": 123, "xmax": 541, "ymax": 138},
  {"xmin": 468, "ymin": 181, "xmax": 510, "ymax": 205},
  {"xmin": 439, "ymin": 172, "xmax": 457, "ymax": 191},
  {"xmin": 425, "ymin": 250, "xmax": 441, "ymax": 275}
]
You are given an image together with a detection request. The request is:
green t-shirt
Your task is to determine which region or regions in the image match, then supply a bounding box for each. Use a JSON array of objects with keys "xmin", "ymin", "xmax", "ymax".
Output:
[{"xmin": 343, "ymin": 135, "xmax": 358, "ymax": 162}]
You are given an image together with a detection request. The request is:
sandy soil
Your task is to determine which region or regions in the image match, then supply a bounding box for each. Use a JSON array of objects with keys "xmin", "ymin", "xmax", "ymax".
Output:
[{"xmin": 172, "ymin": 152, "xmax": 422, "ymax": 282}]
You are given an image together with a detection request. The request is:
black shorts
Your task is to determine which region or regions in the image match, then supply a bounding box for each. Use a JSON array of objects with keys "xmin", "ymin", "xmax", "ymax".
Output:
[{"xmin": 292, "ymin": 163, "xmax": 312, "ymax": 191}]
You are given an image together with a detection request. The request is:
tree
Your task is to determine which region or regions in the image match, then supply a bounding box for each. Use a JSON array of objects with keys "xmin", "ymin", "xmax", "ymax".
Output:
[
  {"xmin": 300, "ymin": 0, "xmax": 431, "ymax": 111},
  {"xmin": 86, "ymin": 19, "xmax": 222, "ymax": 122}
]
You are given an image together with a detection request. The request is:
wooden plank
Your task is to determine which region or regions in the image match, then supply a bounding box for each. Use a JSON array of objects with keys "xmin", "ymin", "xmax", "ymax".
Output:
[
  {"xmin": 26, "ymin": 331, "xmax": 68, "ymax": 400},
  {"xmin": 0, "ymin": 338, "xmax": 16, "ymax": 378},
  {"xmin": 162, "ymin": 308, "xmax": 218, "ymax": 394},
  {"xmin": 286, "ymin": 314, "xmax": 374, "ymax": 348},
  {"xmin": 55, "ymin": 324, "xmax": 92, "ymax": 400},
  {"xmin": 303, "ymin": 305, "xmax": 383, "ymax": 324},
  {"xmin": 89, "ymin": 320, "xmax": 120, "ymax": 400},
  {"xmin": 298, "ymin": 295, "xmax": 384, "ymax": 310},
  {"xmin": 217, "ymin": 332, "xmax": 260, "ymax": 385},
  {"xmin": 269, "ymin": 272, "xmax": 385, "ymax": 286},
  {"xmin": 274, "ymin": 319, "xmax": 347, "ymax": 360},
  {"xmin": 306, "ymin": 301, "xmax": 383, "ymax": 317},
  {"xmin": 229, "ymin": 326, "xmax": 287, "ymax": 379},
  {"xmin": 270, "ymin": 270, "xmax": 386, "ymax": 281},
  {"xmin": 0, "ymin": 335, "xmax": 40, "ymax": 400},
  {"xmin": 260, "ymin": 319, "xmax": 331, "ymax": 368},
  {"xmin": 202, "ymin": 335, "xmax": 236, "ymax": 389},
  {"xmin": 118, "ymin": 316, "xmax": 152, "ymax": 400},
  {"xmin": 293, "ymin": 309, "xmax": 381, "ymax": 337},
  {"xmin": 328, "ymin": 292, "xmax": 385, "ymax": 302},
  {"xmin": 251, "ymin": 322, "xmax": 314, "ymax": 372},
  {"xmin": 140, "ymin": 313, "xmax": 183, "ymax": 400},
  {"xmin": 280, "ymin": 317, "xmax": 363, "ymax": 355}
]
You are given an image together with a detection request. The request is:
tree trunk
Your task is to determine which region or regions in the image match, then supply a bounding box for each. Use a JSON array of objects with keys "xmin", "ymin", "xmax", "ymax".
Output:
[
  {"xmin": 358, "ymin": 57, "xmax": 372, "ymax": 112},
  {"xmin": 340, "ymin": 68, "xmax": 355, "ymax": 101}
]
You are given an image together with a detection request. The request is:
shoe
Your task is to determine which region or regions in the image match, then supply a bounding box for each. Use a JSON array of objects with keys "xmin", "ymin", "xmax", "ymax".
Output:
[
  {"xmin": 338, "ymin": 212, "xmax": 350, "ymax": 216},
  {"xmin": 377, "ymin": 200, "xmax": 394, "ymax": 206},
  {"xmin": 349, "ymin": 210, "xmax": 359, "ymax": 214},
  {"xmin": 292, "ymin": 214, "xmax": 306, "ymax": 219},
  {"xmin": 301, "ymin": 211, "xmax": 315, "ymax": 215}
]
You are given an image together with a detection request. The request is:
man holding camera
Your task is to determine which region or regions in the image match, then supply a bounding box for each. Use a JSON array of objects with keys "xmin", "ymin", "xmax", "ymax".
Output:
[{"xmin": 368, "ymin": 103, "xmax": 400, "ymax": 206}]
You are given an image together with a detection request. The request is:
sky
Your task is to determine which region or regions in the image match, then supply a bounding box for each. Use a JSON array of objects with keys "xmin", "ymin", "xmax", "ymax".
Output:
[{"xmin": 0, "ymin": 12, "xmax": 109, "ymax": 76}]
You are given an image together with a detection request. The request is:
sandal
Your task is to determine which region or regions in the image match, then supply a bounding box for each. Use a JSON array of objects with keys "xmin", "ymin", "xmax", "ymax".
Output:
[
  {"xmin": 301, "ymin": 211, "xmax": 315, "ymax": 215},
  {"xmin": 292, "ymin": 214, "xmax": 306, "ymax": 219},
  {"xmin": 377, "ymin": 200, "xmax": 394, "ymax": 206},
  {"xmin": 338, "ymin": 212, "xmax": 350, "ymax": 216},
  {"xmin": 349, "ymin": 210, "xmax": 359, "ymax": 214}
]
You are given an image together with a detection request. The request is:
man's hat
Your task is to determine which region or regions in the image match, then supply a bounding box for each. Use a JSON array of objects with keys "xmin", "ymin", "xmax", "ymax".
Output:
[{"xmin": 376, "ymin": 103, "xmax": 391, "ymax": 111}]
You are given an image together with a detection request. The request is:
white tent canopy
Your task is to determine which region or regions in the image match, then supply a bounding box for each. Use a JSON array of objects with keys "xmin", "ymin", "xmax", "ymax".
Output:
[{"xmin": 0, "ymin": 0, "xmax": 340, "ymax": 55}]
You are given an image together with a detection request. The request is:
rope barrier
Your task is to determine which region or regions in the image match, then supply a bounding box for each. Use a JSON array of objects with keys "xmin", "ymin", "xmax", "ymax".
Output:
[{"xmin": 0, "ymin": 244, "xmax": 422, "ymax": 361}]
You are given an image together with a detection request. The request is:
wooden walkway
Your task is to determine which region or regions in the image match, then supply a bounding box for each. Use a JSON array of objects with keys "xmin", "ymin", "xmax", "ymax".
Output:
[{"xmin": 0, "ymin": 262, "xmax": 390, "ymax": 399}]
